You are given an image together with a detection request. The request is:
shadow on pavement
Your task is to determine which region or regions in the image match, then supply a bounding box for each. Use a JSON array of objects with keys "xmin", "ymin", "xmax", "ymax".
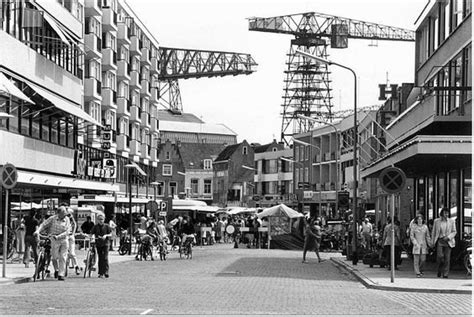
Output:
[{"xmin": 217, "ymin": 256, "xmax": 347, "ymax": 281}]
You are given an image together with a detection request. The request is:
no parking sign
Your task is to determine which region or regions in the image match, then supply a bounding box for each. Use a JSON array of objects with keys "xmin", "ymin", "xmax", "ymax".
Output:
[{"xmin": 1, "ymin": 163, "xmax": 17, "ymax": 189}]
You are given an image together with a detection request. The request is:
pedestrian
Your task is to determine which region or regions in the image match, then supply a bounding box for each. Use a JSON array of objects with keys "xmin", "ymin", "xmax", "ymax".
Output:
[
  {"xmin": 360, "ymin": 218, "xmax": 373, "ymax": 250},
  {"xmin": 410, "ymin": 214, "xmax": 432, "ymax": 277},
  {"xmin": 382, "ymin": 217, "xmax": 401, "ymax": 270},
  {"xmin": 34, "ymin": 206, "xmax": 71, "ymax": 281},
  {"xmin": 66, "ymin": 208, "xmax": 81, "ymax": 275},
  {"xmin": 90, "ymin": 213, "xmax": 112, "ymax": 278},
  {"xmin": 215, "ymin": 217, "xmax": 223, "ymax": 243},
  {"xmin": 431, "ymin": 207, "xmax": 457, "ymax": 278},
  {"xmin": 23, "ymin": 209, "xmax": 39, "ymax": 268},
  {"xmin": 109, "ymin": 215, "xmax": 117, "ymax": 251},
  {"xmin": 81, "ymin": 216, "xmax": 94, "ymax": 234},
  {"xmin": 302, "ymin": 218, "xmax": 323, "ymax": 263}
]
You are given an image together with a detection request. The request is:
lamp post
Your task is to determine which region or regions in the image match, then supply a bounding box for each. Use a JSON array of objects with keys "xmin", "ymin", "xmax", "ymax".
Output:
[
  {"xmin": 292, "ymin": 138, "xmax": 322, "ymax": 217},
  {"xmin": 296, "ymin": 115, "xmax": 340, "ymax": 218},
  {"xmin": 295, "ymin": 49, "xmax": 359, "ymax": 264},
  {"xmin": 125, "ymin": 163, "xmax": 147, "ymax": 255}
]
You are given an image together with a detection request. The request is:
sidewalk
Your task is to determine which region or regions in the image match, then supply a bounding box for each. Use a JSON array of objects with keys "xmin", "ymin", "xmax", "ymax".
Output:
[
  {"xmin": 331, "ymin": 256, "xmax": 472, "ymax": 294},
  {"xmin": 0, "ymin": 249, "xmax": 134, "ymax": 286}
]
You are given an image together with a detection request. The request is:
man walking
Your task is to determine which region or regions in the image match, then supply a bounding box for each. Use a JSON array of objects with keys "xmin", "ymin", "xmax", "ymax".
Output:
[
  {"xmin": 431, "ymin": 207, "xmax": 457, "ymax": 278},
  {"xmin": 34, "ymin": 206, "xmax": 71, "ymax": 281},
  {"xmin": 91, "ymin": 213, "xmax": 112, "ymax": 278},
  {"xmin": 360, "ymin": 218, "xmax": 373, "ymax": 250}
]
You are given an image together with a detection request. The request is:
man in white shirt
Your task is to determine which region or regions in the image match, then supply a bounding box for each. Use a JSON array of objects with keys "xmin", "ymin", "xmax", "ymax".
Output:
[{"xmin": 360, "ymin": 218, "xmax": 373, "ymax": 250}]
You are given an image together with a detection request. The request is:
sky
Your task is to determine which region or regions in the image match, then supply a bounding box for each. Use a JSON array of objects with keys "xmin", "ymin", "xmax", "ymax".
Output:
[{"xmin": 127, "ymin": 0, "xmax": 428, "ymax": 144}]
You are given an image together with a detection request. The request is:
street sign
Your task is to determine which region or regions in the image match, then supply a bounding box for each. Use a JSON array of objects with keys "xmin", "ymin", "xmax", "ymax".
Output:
[
  {"xmin": 337, "ymin": 191, "xmax": 350, "ymax": 208},
  {"xmin": 1, "ymin": 163, "xmax": 18, "ymax": 189},
  {"xmin": 147, "ymin": 200, "xmax": 158, "ymax": 213},
  {"xmin": 159, "ymin": 211, "xmax": 167, "ymax": 217},
  {"xmin": 379, "ymin": 167, "xmax": 406, "ymax": 194},
  {"xmin": 160, "ymin": 201, "xmax": 168, "ymax": 212}
]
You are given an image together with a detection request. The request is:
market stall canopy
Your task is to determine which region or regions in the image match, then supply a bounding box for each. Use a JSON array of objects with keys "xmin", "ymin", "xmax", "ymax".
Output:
[
  {"xmin": 257, "ymin": 204, "xmax": 304, "ymax": 219},
  {"xmin": 218, "ymin": 207, "xmax": 257, "ymax": 215}
]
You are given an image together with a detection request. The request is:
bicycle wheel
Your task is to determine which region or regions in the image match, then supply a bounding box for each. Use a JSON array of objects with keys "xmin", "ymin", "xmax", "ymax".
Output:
[
  {"xmin": 464, "ymin": 254, "xmax": 472, "ymax": 275},
  {"xmin": 34, "ymin": 253, "xmax": 44, "ymax": 282},
  {"xmin": 187, "ymin": 245, "xmax": 192, "ymax": 259},
  {"xmin": 118, "ymin": 244, "xmax": 128, "ymax": 255},
  {"xmin": 83, "ymin": 250, "xmax": 90, "ymax": 278}
]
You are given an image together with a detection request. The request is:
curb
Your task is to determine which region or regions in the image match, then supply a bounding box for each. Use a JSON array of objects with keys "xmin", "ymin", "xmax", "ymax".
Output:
[{"xmin": 330, "ymin": 258, "xmax": 472, "ymax": 295}]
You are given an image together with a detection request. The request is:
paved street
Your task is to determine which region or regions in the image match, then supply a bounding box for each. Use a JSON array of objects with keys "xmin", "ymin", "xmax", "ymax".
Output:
[{"xmin": 0, "ymin": 244, "xmax": 471, "ymax": 316}]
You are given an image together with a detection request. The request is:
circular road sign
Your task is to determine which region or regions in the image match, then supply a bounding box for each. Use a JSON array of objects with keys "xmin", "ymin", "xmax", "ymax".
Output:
[
  {"xmin": 1, "ymin": 163, "xmax": 18, "ymax": 189},
  {"xmin": 379, "ymin": 167, "xmax": 406, "ymax": 194}
]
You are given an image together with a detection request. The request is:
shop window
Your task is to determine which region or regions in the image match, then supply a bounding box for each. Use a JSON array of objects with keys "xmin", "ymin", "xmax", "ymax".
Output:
[
  {"xmin": 449, "ymin": 170, "xmax": 459, "ymax": 223},
  {"xmin": 438, "ymin": 173, "xmax": 447, "ymax": 213},
  {"xmin": 417, "ymin": 178, "xmax": 425, "ymax": 216},
  {"xmin": 463, "ymin": 168, "xmax": 472, "ymax": 235},
  {"xmin": 41, "ymin": 114, "xmax": 50, "ymax": 141},
  {"xmin": 428, "ymin": 177, "xmax": 434, "ymax": 220}
]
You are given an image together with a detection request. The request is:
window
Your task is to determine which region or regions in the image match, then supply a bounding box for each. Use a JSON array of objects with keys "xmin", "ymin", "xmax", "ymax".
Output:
[
  {"xmin": 295, "ymin": 168, "xmax": 299, "ymax": 185},
  {"xmin": 191, "ymin": 179, "xmax": 199, "ymax": 194},
  {"xmin": 203, "ymin": 159, "xmax": 212, "ymax": 170},
  {"xmin": 300, "ymin": 146, "xmax": 304, "ymax": 162},
  {"xmin": 242, "ymin": 146, "xmax": 248, "ymax": 155},
  {"xmin": 304, "ymin": 167, "xmax": 309, "ymax": 182},
  {"xmin": 204, "ymin": 179, "xmax": 212, "ymax": 194},
  {"xmin": 165, "ymin": 151, "xmax": 171, "ymax": 160},
  {"xmin": 118, "ymin": 81, "xmax": 129, "ymax": 99},
  {"xmin": 272, "ymin": 147, "xmax": 277, "ymax": 152},
  {"xmin": 119, "ymin": 45, "xmax": 129, "ymax": 61},
  {"xmin": 162, "ymin": 164, "xmax": 172, "ymax": 176},
  {"xmin": 295, "ymin": 146, "xmax": 299, "ymax": 161},
  {"xmin": 305, "ymin": 146, "xmax": 309, "ymax": 160}
]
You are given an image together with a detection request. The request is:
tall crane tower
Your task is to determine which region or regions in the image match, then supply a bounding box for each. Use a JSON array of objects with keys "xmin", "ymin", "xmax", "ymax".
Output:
[
  {"xmin": 248, "ymin": 12, "xmax": 415, "ymax": 145},
  {"xmin": 158, "ymin": 47, "xmax": 257, "ymax": 113}
]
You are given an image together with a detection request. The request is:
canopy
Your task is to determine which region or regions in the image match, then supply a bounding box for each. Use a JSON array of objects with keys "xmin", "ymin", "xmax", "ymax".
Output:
[
  {"xmin": 257, "ymin": 204, "xmax": 304, "ymax": 219},
  {"xmin": 218, "ymin": 207, "xmax": 257, "ymax": 215}
]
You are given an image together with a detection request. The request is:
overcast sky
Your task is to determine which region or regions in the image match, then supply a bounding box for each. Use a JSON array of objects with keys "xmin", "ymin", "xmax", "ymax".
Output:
[{"xmin": 127, "ymin": 0, "xmax": 428, "ymax": 144}]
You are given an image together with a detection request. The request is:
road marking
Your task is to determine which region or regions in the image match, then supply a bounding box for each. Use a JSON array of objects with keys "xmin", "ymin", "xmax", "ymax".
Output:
[{"xmin": 140, "ymin": 309, "xmax": 153, "ymax": 315}]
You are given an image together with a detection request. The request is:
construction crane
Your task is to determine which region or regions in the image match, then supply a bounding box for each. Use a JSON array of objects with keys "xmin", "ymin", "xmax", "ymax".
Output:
[
  {"xmin": 248, "ymin": 12, "xmax": 415, "ymax": 145},
  {"xmin": 157, "ymin": 47, "xmax": 257, "ymax": 113}
]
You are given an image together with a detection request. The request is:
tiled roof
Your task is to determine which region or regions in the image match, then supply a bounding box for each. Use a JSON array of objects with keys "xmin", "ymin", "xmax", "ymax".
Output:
[
  {"xmin": 178, "ymin": 143, "xmax": 227, "ymax": 169},
  {"xmin": 254, "ymin": 141, "xmax": 284, "ymax": 153},
  {"xmin": 214, "ymin": 143, "xmax": 241, "ymax": 162}
]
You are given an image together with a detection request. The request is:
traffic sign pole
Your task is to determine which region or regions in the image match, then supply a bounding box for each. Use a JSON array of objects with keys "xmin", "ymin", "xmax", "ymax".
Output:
[
  {"xmin": 3, "ymin": 189, "xmax": 8, "ymax": 278},
  {"xmin": 391, "ymin": 194, "xmax": 395, "ymax": 283}
]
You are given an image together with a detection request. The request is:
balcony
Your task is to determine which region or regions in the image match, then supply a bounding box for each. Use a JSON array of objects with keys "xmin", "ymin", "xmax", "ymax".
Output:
[
  {"xmin": 386, "ymin": 93, "xmax": 472, "ymax": 149},
  {"xmin": 84, "ymin": 34, "xmax": 101, "ymax": 59},
  {"xmin": 130, "ymin": 70, "xmax": 141, "ymax": 89},
  {"xmin": 130, "ymin": 105, "xmax": 140, "ymax": 122},
  {"xmin": 101, "ymin": 88, "xmax": 117, "ymax": 110},
  {"xmin": 116, "ymin": 134, "xmax": 130, "ymax": 153},
  {"xmin": 140, "ymin": 112, "xmax": 151, "ymax": 128},
  {"xmin": 150, "ymin": 87, "xmax": 159, "ymax": 103},
  {"xmin": 84, "ymin": 0, "xmax": 102, "ymax": 16},
  {"xmin": 130, "ymin": 35, "xmax": 142, "ymax": 56},
  {"xmin": 140, "ymin": 80, "xmax": 150, "ymax": 97},
  {"xmin": 141, "ymin": 143, "xmax": 151, "ymax": 159},
  {"xmin": 130, "ymin": 139, "xmax": 141, "ymax": 156},
  {"xmin": 102, "ymin": 48, "xmax": 117, "ymax": 71},
  {"xmin": 117, "ymin": 60, "xmax": 130, "ymax": 81},
  {"xmin": 140, "ymin": 48, "xmax": 151, "ymax": 66},
  {"xmin": 117, "ymin": 97, "xmax": 130, "ymax": 116},
  {"xmin": 84, "ymin": 78, "xmax": 102, "ymax": 102},
  {"xmin": 117, "ymin": 23, "xmax": 131, "ymax": 45},
  {"xmin": 102, "ymin": 8, "xmax": 117, "ymax": 32},
  {"xmin": 150, "ymin": 56, "xmax": 159, "ymax": 74},
  {"xmin": 151, "ymin": 117, "xmax": 158, "ymax": 132}
]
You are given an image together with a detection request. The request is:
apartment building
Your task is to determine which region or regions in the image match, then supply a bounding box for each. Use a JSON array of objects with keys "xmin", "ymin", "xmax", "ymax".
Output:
[
  {"xmin": 362, "ymin": 0, "xmax": 472, "ymax": 238},
  {"xmin": 0, "ymin": 0, "xmax": 121, "ymax": 220}
]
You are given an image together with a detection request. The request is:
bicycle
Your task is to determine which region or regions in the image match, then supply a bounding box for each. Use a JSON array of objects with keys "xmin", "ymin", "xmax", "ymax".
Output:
[
  {"xmin": 0, "ymin": 227, "xmax": 15, "ymax": 260},
  {"xmin": 34, "ymin": 235, "xmax": 52, "ymax": 282},
  {"xmin": 118, "ymin": 230, "xmax": 131, "ymax": 255},
  {"xmin": 180, "ymin": 235, "xmax": 194, "ymax": 260},
  {"xmin": 136, "ymin": 235, "xmax": 154, "ymax": 261},
  {"xmin": 83, "ymin": 239, "xmax": 96, "ymax": 278},
  {"xmin": 157, "ymin": 236, "xmax": 168, "ymax": 261}
]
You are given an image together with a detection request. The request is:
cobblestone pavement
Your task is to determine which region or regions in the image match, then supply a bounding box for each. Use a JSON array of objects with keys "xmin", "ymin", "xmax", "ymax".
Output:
[{"xmin": 0, "ymin": 244, "xmax": 471, "ymax": 315}]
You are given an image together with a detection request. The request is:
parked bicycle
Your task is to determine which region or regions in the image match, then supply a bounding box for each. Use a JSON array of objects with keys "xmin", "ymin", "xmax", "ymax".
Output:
[
  {"xmin": 34, "ymin": 235, "xmax": 52, "ymax": 282},
  {"xmin": 118, "ymin": 230, "xmax": 131, "ymax": 255},
  {"xmin": 0, "ymin": 227, "xmax": 15, "ymax": 260},
  {"xmin": 136, "ymin": 234, "xmax": 154, "ymax": 261}
]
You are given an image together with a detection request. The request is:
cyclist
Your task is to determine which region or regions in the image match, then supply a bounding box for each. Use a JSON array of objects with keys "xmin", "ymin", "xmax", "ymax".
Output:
[
  {"xmin": 180, "ymin": 217, "xmax": 196, "ymax": 250},
  {"xmin": 34, "ymin": 206, "xmax": 71, "ymax": 281},
  {"xmin": 156, "ymin": 220, "xmax": 169, "ymax": 250},
  {"xmin": 90, "ymin": 213, "xmax": 112, "ymax": 278}
]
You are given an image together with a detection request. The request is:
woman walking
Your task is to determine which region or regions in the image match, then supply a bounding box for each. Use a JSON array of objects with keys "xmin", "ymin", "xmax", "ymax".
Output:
[
  {"xmin": 410, "ymin": 214, "xmax": 432, "ymax": 277},
  {"xmin": 302, "ymin": 218, "xmax": 322, "ymax": 263}
]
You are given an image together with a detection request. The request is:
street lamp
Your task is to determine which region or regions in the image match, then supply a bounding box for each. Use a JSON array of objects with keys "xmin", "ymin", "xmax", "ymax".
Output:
[
  {"xmin": 125, "ymin": 163, "xmax": 147, "ymax": 255},
  {"xmin": 296, "ymin": 115, "xmax": 340, "ymax": 218},
  {"xmin": 295, "ymin": 49, "xmax": 359, "ymax": 265},
  {"xmin": 292, "ymin": 138, "xmax": 323, "ymax": 217}
]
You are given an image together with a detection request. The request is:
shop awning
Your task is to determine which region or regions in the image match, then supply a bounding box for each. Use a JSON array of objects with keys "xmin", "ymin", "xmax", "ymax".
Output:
[
  {"xmin": 0, "ymin": 72, "xmax": 34, "ymax": 104},
  {"xmin": 17, "ymin": 171, "xmax": 119, "ymax": 192},
  {"xmin": 26, "ymin": 81, "xmax": 102, "ymax": 126}
]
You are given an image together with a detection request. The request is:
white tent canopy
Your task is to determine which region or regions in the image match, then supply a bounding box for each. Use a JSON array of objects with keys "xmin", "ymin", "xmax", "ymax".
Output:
[{"xmin": 257, "ymin": 204, "xmax": 304, "ymax": 219}]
